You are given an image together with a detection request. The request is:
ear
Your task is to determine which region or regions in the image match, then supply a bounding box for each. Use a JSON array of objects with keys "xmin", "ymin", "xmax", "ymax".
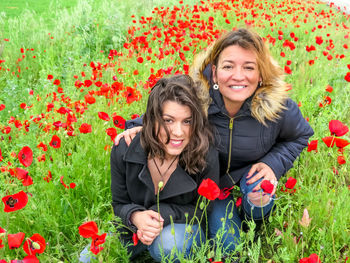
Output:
[{"xmin": 212, "ymin": 65, "xmax": 217, "ymax": 83}]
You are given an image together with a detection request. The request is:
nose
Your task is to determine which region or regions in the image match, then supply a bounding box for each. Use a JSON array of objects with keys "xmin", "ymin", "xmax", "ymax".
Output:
[
  {"xmin": 231, "ymin": 67, "xmax": 245, "ymax": 81},
  {"xmin": 171, "ymin": 122, "xmax": 184, "ymax": 137}
]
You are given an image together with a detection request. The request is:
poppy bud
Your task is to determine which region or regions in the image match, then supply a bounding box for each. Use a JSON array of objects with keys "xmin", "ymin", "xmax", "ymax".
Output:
[
  {"xmin": 158, "ymin": 181, "xmax": 164, "ymax": 189},
  {"xmin": 199, "ymin": 201, "xmax": 205, "ymax": 210},
  {"xmin": 31, "ymin": 241, "xmax": 41, "ymax": 250}
]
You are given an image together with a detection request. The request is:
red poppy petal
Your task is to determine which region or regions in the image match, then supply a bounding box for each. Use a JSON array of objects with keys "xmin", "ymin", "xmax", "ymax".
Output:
[
  {"xmin": 18, "ymin": 146, "xmax": 33, "ymax": 167},
  {"xmin": 198, "ymin": 178, "xmax": 220, "ymax": 201},
  {"xmin": 2, "ymin": 191, "xmax": 28, "ymax": 212},
  {"xmin": 8, "ymin": 232, "xmax": 25, "ymax": 249},
  {"xmin": 78, "ymin": 221, "xmax": 99, "ymax": 238}
]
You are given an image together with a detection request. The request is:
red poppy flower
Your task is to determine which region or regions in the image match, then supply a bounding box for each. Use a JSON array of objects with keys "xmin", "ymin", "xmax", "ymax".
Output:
[
  {"xmin": 0, "ymin": 104, "xmax": 5, "ymax": 111},
  {"xmin": 43, "ymin": 171, "xmax": 52, "ymax": 183},
  {"xmin": 53, "ymin": 79, "xmax": 60, "ymax": 86},
  {"xmin": 322, "ymin": 136, "xmax": 335, "ymax": 147},
  {"xmin": 16, "ymin": 255, "xmax": 40, "ymax": 263},
  {"xmin": 79, "ymin": 123, "xmax": 92, "ymax": 134},
  {"xmin": 325, "ymin": 85, "xmax": 333, "ymax": 93},
  {"xmin": 261, "ymin": 180, "xmax": 274, "ymax": 194},
  {"xmin": 49, "ymin": 135, "xmax": 61, "ymax": 148},
  {"xmin": 79, "ymin": 221, "xmax": 99, "ymax": 239},
  {"xmin": 90, "ymin": 233, "xmax": 107, "ymax": 255},
  {"xmin": 307, "ymin": 140, "xmax": 318, "ymax": 152},
  {"xmin": 198, "ymin": 178, "xmax": 220, "ymax": 201},
  {"xmin": 132, "ymin": 233, "xmax": 139, "ymax": 246},
  {"xmin": 0, "ymin": 148, "xmax": 3, "ymax": 162},
  {"xmin": 84, "ymin": 80, "xmax": 92, "ymax": 88},
  {"xmin": 2, "ymin": 191, "xmax": 28, "ymax": 212},
  {"xmin": 337, "ymin": 156, "xmax": 346, "ymax": 165},
  {"xmin": 335, "ymin": 138, "xmax": 349, "ymax": 148},
  {"xmin": 112, "ymin": 115, "xmax": 126, "ymax": 129},
  {"xmin": 11, "ymin": 167, "xmax": 33, "ymax": 186},
  {"xmin": 98, "ymin": 112, "xmax": 110, "ymax": 121},
  {"xmin": 18, "ymin": 146, "xmax": 33, "ymax": 167},
  {"xmin": 23, "ymin": 234, "xmax": 46, "ymax": 255},
  {"xmin": 8, "ymin": 232, "xmax": 25, "ymax": 249},
  {"xmin": 47, "ymin": 75, "xmax": 53, "ymax": 80},
  {"xmin": 235, "ymin": 196, "xmax": 242, "ymax": 207},
  {"xmin": 218, "ymin": 186, "xmax": 234, "ymax": 200},
  {"xmin": 285, "ymin": 177, "xmax": 297, "ymax": 189},
  {"xmin": 84, "ymin": 94, "xmax": 96, "ymax": 104},
  {"xmin": 329, "ymin": 120, "xmax": 349, "ymax": 137},
  {"xmin": 131, "ymin": 114, "xmax": 140, "ymax": 119},
  {"xmin": 106, "ymin": 128, "xmax": 117, "ymax": 141},
  {"xmin": 37, "ymin": 142, "xmax": 48, "ymax": 152}
]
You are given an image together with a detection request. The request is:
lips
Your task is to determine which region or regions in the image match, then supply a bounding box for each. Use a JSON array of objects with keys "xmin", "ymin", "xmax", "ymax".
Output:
[{"xmin": 169, "ymin": 139, "xmax": 183, "ymax": 147}]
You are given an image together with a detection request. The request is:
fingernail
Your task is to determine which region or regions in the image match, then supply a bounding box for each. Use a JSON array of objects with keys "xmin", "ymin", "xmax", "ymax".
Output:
[
  {"xmin": 246, "ymin": 182, "xmax": 250, "ymax": 185},
  {"xmin": 252, "ymin": 189, "xmax": 257, "ymax": 192}
]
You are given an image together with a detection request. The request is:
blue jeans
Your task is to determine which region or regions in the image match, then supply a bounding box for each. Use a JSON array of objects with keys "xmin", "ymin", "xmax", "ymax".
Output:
[
  {"xmin": 79, "ymin": 223, "xmax": 203, "ymax": 262},
  {"xmin": 208, "ymin": 170, "xmax": 275, "ymax": 254}
]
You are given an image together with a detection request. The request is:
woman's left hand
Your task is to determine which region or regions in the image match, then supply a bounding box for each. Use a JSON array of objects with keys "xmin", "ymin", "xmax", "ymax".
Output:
[{"xmin": 246, "ymin": 162, "xmax": 278, "ymax": 196}]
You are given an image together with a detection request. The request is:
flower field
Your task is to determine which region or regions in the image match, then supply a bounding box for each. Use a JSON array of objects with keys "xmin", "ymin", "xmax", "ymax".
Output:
[{"xmin": 0, "ymin": 0, "xmax": 349, "ymax": 262}]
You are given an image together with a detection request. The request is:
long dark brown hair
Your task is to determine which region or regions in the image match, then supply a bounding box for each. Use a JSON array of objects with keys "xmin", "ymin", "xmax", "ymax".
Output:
[{"xmin": 140, "ymin": 74, "xmax": 213, "ymax": 174}]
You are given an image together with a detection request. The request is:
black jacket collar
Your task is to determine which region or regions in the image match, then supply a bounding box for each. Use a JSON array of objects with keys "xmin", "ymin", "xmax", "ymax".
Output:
[{"xmin": 123, "ymin": 133, "xmax": 197, "ymax": 199}]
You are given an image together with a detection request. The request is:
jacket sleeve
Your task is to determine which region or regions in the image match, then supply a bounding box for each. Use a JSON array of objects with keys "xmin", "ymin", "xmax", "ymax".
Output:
[
  {"xmin": 149, "ymin": 146, "xmax": 220, "ymax": 226},
  {"xmin": 259, "ymin": 99, "xmax": 314, "ymax": 180},
  {"xmin": 125, "ymin": 115, "xmax": 144, "ymax": 130},
  {"xmin": 110, "ymin": 142, "xmax": 146, "ymax": 231}
]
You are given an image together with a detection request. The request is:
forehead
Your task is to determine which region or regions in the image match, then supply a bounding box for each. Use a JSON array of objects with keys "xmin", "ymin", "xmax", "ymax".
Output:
[
  {"xmin": 162, "ymin": 100, "xmax": 191, "ymax": 116},
  {"xmin": 219, "ymin": 45, "xmax": 257, "ymax": 63}
]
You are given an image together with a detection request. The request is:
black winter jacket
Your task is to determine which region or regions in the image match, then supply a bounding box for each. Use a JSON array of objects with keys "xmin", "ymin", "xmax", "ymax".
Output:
[
  {"xmin": 110, "ymin": 133, "xmax": 220, "ymax": 234},
  {"xmin": 208, "ymin": 87, "xmax": 314, "ymax": 187}
]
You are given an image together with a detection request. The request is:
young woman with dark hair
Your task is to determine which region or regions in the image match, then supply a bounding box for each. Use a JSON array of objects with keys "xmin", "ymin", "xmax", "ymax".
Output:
[{"xmin": 109, "ymin": 74, "xmax": 219, "ymax": 262}]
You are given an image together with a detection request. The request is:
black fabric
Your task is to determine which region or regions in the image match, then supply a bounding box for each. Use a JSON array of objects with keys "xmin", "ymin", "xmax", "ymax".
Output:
[{"xmin": 110, "ymin": 133, "xmax": 220, "ymax": 238}]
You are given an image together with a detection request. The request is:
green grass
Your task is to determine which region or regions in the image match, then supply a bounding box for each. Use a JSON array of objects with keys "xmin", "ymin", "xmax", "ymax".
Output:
[{"xmin": 0, "ymin": 0, "xmax": 349, "ymax": 262}]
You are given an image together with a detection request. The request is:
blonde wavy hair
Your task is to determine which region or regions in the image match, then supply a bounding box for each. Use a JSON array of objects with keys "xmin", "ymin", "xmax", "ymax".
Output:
[{"xmin": 190, "ymin": 27, "xmax": 289, "ymax": 125}]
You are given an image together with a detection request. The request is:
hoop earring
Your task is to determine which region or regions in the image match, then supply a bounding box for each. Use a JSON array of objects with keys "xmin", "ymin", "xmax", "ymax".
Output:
[{"xmin": 213, "ymin": 83, "xmax": 219, "ymax": 90}]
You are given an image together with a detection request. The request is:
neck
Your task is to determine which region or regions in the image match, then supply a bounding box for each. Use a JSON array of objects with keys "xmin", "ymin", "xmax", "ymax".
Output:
[{"xmin": 223, "ymin": 98, "xmax": 243, "ymax": 117}]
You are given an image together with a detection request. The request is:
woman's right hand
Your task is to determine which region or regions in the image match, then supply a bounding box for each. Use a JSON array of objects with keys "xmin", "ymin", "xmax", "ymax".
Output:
[
  {"xmin": 130, "ymin": 210, "xmax": 164, "ymax": 245},
  {"xmin": 114, "ymin": 126, "xmax": 143, "ymax": 146}
]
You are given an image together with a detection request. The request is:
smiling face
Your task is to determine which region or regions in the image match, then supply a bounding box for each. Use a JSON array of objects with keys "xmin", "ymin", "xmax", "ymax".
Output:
[
  {"xmin": 157, "ymin": 100, "xmax": 192, "ymax": 159},
  {"xmin": 212, "ymin": 44, "xmax": 262, "ymax": 116}
]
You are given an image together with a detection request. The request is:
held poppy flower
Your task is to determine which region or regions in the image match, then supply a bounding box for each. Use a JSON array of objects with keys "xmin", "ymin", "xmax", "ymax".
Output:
[
  {"xmin": 218, "ymin": 186, "xmax": 234, "ymax": 200},
  {"xmin": 78, "ymin": 221, "xmax": 99, "ymax": 239},
  {"xmin": 132, "ymin": 233, "xmax": 139, "ymax": 246},
  {"xmin": 8, "ymin": 232, "xmax": 25, "ymax": 249},
  {"xmin": 261, "ymin": 180, "xmax": 274, "ymax": 194},
  {"xmin": 329, "ymin": 120, "xmax": 349, "ymax": 137},
  {"xmin": 2, "ymin": 191, "xmax": 28, "ymax": 212},
  {"xmin": 18, "ymin": 146, "xmax": 33, "ymax": 167},
  {"xmin": 49, "ymin": 135, "xmax": 61, "ymax": 149},
  {"xmin": 285, "ymin": 177, "xmax": 297, "ymax": 189},
  {"xmin": 198, "ymin": 178, "xmax": 220, "ymax": 201},
  {"xmin": 23, "ymin": 234, "xmax": 46, "ymax": 255}
]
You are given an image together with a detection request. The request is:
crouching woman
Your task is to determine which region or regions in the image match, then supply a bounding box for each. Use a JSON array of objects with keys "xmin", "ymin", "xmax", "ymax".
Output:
[{"xmin": 110, "ymin": 75, "xmax": 219, "ymax": 262}]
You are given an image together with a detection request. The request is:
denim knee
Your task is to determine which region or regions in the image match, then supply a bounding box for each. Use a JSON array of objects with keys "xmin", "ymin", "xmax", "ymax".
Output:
[
  {"xmin": 240, "ymin": 171, "xmax": 275, "ymax": 220},
  {"xmin": 148, "ymin": 223, "xmax": 203, "ymax": 262}
]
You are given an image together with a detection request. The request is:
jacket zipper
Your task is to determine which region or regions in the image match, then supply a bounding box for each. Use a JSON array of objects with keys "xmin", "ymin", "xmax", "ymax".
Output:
[{"xmin": 225, "ymin": 117, "xmax": 234, "ymax": 176}]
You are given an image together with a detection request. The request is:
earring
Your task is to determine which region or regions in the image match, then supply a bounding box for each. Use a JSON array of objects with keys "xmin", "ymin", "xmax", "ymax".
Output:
[
  {"xmin": 213, "ymin": 83, "xmax": 219, "ymax": 90},
  {"xmin": 259, "ymin": 81, "xmax": 263, "ymax": 87}
]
